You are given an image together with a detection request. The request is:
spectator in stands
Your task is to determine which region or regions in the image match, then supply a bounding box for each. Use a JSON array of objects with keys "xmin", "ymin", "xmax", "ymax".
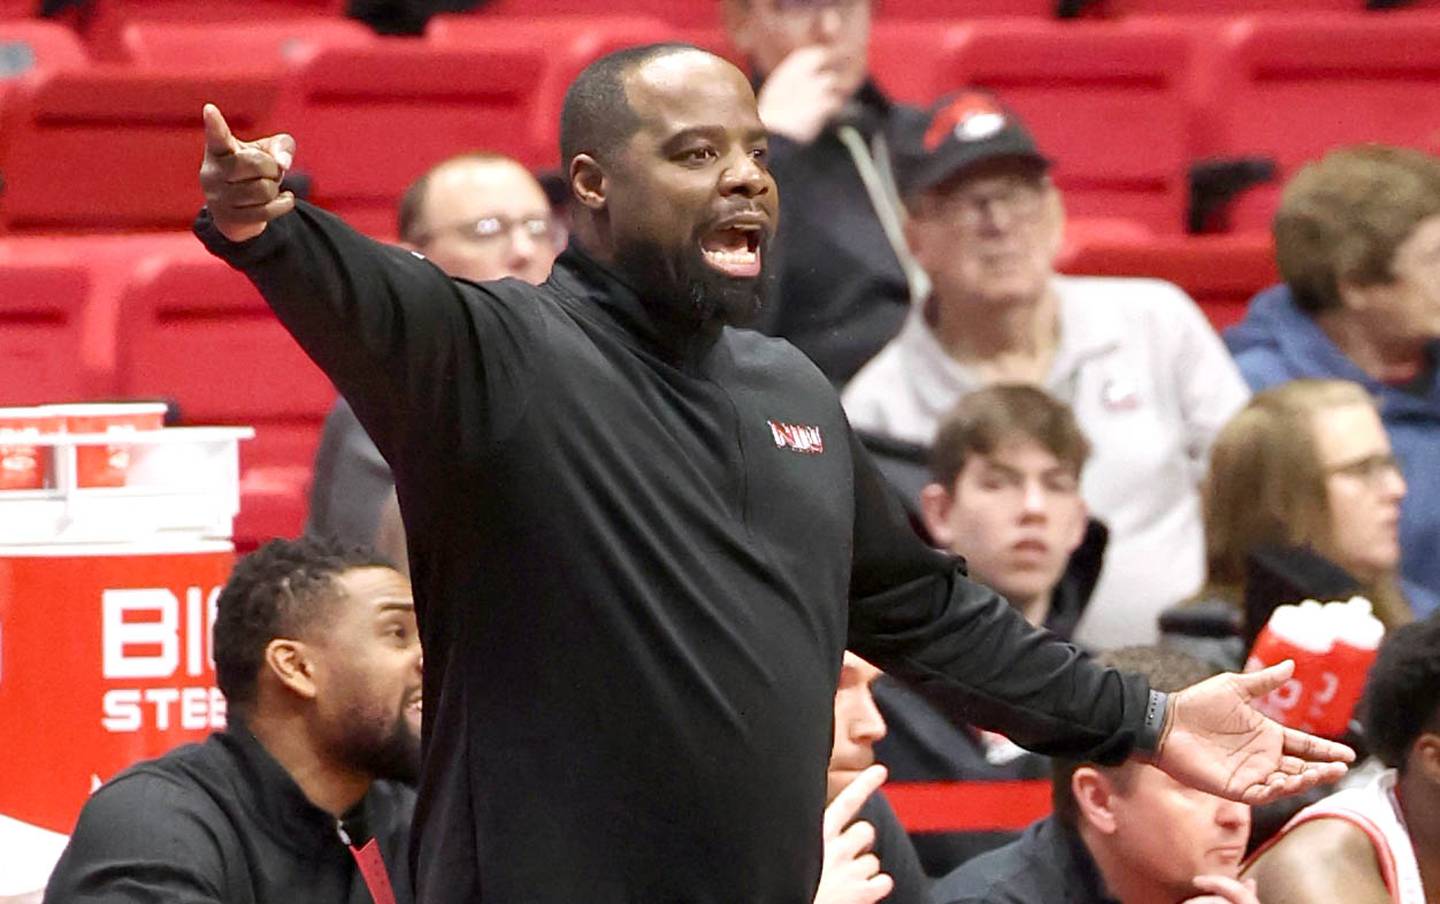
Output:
[
  {"xmin": 873, "ymin": 385, "xmax": 1101, "ymax": 875},
  {"xmin": 843, "ymin": 92, "xmax": 1250, "ymax": 649},
  {"xmin": 1227, "ymin": 145, "xmax": 1440, "ymax": 618},
  {"xmin": 1164, "ymin": 380, "xmax": 1425, "ymax": 672},
  {"xmin": 44, "ymin": 537, "xmax": 420, "ymax": 904},
  {"xmin": 722, "ymin": 0, "xmax": 927, "ymax": 385},
  {"xmin": 1244, "ymin": 613, "xmax": 1440, "ymax": 904},
  {"xmin": 931, "ymin": 647, "xmax": 1258, "ymax": 904},
  {"xmin": 308, "ymin": 152, "xmax": 563, "ymax": 550},
  {"xmin": 815, "ymin": 653, "xmax": 928, "ymax": 904}
]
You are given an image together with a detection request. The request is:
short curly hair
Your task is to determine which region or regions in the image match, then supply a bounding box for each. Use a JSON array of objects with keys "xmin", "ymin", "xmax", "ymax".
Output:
[
  {"xmin": 213, "ymin": 536, "xmax": 396, "ymax": 710},
  {"xmin": 1360, "ymin": 614, "xmax": 1440, "ymax": 770}
]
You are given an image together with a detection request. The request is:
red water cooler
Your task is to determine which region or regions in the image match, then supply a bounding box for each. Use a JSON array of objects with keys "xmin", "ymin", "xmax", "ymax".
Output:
[{"xmin": 0, "ymin": 418, "xmax": 251, "ymax": 895}]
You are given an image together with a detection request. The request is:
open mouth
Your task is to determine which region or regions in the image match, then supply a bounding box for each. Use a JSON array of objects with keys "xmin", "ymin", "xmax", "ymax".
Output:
[{"xmin": 700, "ymin": 224, "xmax": 762, "ymax": 278}]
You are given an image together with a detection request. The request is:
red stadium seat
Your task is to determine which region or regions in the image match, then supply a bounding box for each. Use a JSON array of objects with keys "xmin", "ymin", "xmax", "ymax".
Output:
[
  {"xmin": 0, "ymin": 253, "xmax": 95, "ymax": 405},
  {"xmin": 115, "ymin": 248, "xmax": 335, "ymax": 543},
  {"xmin": 1195, "ymin": 14, "xmax": 1440, "ymax": 230},
  {"xmin": 465, "ymin": 0, "xmax": 719, "ymax": 29},
  {"xmin": 0, "ymin": 66, "xmax": 281, "ymax": 232},
  {"xmin": 119, "ymin": 18, "xmax": 374, "ymax": 70},
  {"xmin": 272, "ymin": 40, "xmax": 550, "ymax": 233},
  {"xmin": 426, "ymin": 15, "xmax": 680, "ymax": 170},
  {"xmin": 876, "ymin": 0, "xmax": 1057, "ymax": 16},
  {"xmin": 869, "ymin": 20, "xmax": 967, "ymax": 106},
  {"xmin": 929, "ymin": 19, "xmax": 1195, "ymax": 234},
  {"xmin": 1059, "ymin": 232, "xmax": 1278, "ymax": 331},
  {"xmin": 66, "ymin": 0, "xmax": 345, "ymax": 62},
  {"xmin": 1099, "ymin": 0, "xmax": 1355, "ymax": 14},
  {"xmin": 0, "ymin": 20, "xmax": 89, "ymax": 72}
]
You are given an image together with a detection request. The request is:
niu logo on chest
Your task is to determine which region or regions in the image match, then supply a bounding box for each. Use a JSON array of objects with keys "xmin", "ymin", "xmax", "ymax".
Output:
[{"xmin": 768, "ymin": 420, "xmax": 824, "ymax": 455}]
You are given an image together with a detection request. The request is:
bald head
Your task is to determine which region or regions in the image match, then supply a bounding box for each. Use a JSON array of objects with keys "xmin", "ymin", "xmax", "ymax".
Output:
[{"xmin": 560, "ymin": 42, "xmax": 723, "ymax": 168}]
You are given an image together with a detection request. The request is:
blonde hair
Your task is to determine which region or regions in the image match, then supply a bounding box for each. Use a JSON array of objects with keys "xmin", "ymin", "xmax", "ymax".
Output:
[{"xmin": 1202, "ymin": 379, "xmax": 1410, "ymax": 627}]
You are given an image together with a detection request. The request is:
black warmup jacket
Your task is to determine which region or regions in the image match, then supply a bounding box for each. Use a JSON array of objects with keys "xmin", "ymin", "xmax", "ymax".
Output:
[
  {"xmin": 44, "ymin": 722, "xmax": 414, "ymax": 904},
  {"xmin": 196, "ymin": 203, "xmax": 1157, "ymax": 904}
]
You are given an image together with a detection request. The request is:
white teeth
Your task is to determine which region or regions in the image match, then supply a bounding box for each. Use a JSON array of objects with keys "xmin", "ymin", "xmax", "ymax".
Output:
[{"xmin": 703, "ymin": 249, "xmax": 757, "ymax": 264}]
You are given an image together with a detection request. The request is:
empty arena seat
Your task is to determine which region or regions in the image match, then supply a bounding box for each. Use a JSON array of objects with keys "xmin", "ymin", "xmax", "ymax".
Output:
[
  {"xmin": 120, "ymin": 17, "xmax": 375, "ymax": 70},
  {"xmin": 0, "ymin": 254, "xmax": 95, "ymax": 405},
  {"xmin": 0, "ymin": 20, "xmax": 88, "ymax": 75},
  {"xmin": 426, "ymin": 15, "xmax": 680, "ymax": 170},
  {"xmin": 0, "ymin": 67, "xmax": 281, "ymax": 232},
  {"xmin": 272, "ymin": 40, "xmax": 549, "ymax": 232},
  {"xmin": 466, "ymin": 0, "xmax": 719, "ymax": 28},
  {"xmin": 877, "ymin": 0, "xmax": 1057, "ymax": 15},
  {"xmin": 116, "ymin": 249, "xmax": 335, "ymax": 543},
  {"xmin": 932, "ymin": 19, "xmax": 1195, "ymax": 233},
  {"xmin": 69, "ymin": 0, "xmax": 345, "ymax": 62},
  {"xmin": 1059, "ymin": 232, "xmax": 1278, "ymax": 331},
  {"xmin": 1195, "ymin": 15, "xmax": 1440, "ymax": 230}
]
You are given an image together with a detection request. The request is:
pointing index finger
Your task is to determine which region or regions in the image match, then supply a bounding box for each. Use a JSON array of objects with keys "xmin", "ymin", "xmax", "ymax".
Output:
[
  {"xmin": 823, "ymin": 764, "xmax": 886, "ymax": 839},
  {"xmin": 203, "ymin": 103, "xmax": 238, "ymax": 158}
]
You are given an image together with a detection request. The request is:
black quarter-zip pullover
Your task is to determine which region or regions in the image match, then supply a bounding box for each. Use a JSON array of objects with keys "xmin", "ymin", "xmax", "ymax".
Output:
[{"xmin": 196, "ymin": 203, "xmax": 1154, "ymax": 904}]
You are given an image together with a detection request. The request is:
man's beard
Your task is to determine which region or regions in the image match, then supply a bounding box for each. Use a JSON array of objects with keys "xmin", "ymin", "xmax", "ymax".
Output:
[
  {"xmin": 613, "ymin": 234, "xmax": 770, "ymax": 329},
  {"xmin": 331, "ymin": 702, "xmax": 421, "ymax": 785}
]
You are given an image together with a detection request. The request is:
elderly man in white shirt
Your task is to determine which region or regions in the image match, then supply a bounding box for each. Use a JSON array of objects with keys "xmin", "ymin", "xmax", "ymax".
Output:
[{"xmin": 843, "ymin": 91, "xmax": 1249, "ymax": 649}]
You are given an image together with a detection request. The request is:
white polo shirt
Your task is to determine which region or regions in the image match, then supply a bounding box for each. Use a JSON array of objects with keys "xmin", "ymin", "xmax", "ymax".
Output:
[{"xmin": 843, "ymin": 276, "xmax": 1250, "ymax": 648}]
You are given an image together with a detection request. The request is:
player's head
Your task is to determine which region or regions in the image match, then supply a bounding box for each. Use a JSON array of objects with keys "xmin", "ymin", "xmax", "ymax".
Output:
[
  {"xmin": 827, "ymin": 652, "xmax": 886, "ymax": 804},
  {"xmin": 1360, "ymin": 613, "xmax": 1440, "ymax": 781},
  {"xmin": 213, "ymin": 536, "xmax": 422, "ymax": 783},
  {"xmin": 721, "ymin": 0, "xmax": 871, "ymax": 100},
  {"xmin": 397, "ymin": 152, "xmax": 563, "ymax": 285},
  {"xmin": 921, "ymin": 385, "xmax": 1089, "ymax": 624},
  {"xmin": 561, "ymin": 44, "xmax": 777, "ymax": 328},
  {"xmin": 1053, "ymin": 648, "xmax": 1250, "ymax": 901}
]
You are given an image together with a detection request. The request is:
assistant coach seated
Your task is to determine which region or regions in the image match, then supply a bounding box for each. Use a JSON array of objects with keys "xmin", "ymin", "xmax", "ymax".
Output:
[{"xmin": 44, "ymin": 538, "xmax": 420, "ymax": 904}]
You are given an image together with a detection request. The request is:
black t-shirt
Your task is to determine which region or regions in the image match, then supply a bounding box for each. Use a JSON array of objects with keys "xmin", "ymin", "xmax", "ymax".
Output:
[
  {"xmin": 196, "ymin": 204, "xmax": 1154, "ymax": 904},
  {"xmin": 44, "ymin": 723, "xmax": 414, "ymax": 904}
]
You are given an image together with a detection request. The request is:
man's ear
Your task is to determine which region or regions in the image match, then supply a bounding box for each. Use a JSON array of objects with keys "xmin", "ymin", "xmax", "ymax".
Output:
[
  {"xmin": 1412, "ymin": 732, "xmax": 1440, "ymax": 786},
  {"xmin": 570, "ymin": 154, "xmax": 607, "ymax": 212},
  {"xmin": 263, "ymin": 638, "xmax": 318, "ymax": 701},
  {"xmin": 919, "ymin": 482, "xmax": 957, "ymax": 550},
  {"xmin": 1072, "ymin": 765, "xmax": 1119, "ymax": 835}
]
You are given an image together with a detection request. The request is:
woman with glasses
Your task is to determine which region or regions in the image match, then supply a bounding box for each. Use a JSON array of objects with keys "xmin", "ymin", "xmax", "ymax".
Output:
[{"xmin": 1164, "ymin": 379, "xmax": 1426, "ymax": 672}]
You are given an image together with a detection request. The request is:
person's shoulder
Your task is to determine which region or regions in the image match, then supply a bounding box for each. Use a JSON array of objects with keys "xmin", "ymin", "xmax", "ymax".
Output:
[
  {"xmin": 929, "ymin": 825, "xmax": 1054, "ymax": 904},
  {"xmin": 726, "ymin": 327, "xmax": 838, "ymax": 391},
  {"xmin": 84, "ymin": 739, "xmax": 233, "ymax": 820},
  {"xmin": 1245, "ymin": 813, "xmax": 1387, "ymax": 897},
  {"xmin": 1056, "ymin": 274, "xmax": 1198, "ymax": 317}
]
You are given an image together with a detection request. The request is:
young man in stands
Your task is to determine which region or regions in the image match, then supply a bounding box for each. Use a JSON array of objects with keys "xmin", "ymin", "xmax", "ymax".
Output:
[
  {"xmin": 931, "ymin": 647, "xmax": 1258, "ymax": 904},
  {"xmin": 872, "ymin": 384, "xmax": 1100, "ymax": 876},
  {"xmin": 1244, "ymin": 614, "xmax": 1440, "ymax": 903},
  {"xmin": 1227, "ymin": 146, "xmax": 1440, "ymax": 618},
  {"xmin": 308, "ymin": 152, "xmax": 564, "ymax": 550},
  {"xmin": 843, "ymin": 92, "xmax": 1249, "ymax": 649},
  {"xmin": 723, "ymin": 0, "xmax": 928, "ymax": 385},
  {"xmin": 44, "ymin": 537, "xmax": 420, "ymax": 903}
]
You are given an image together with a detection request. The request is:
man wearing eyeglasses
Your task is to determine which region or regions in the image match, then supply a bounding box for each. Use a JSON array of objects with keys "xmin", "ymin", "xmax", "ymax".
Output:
[
  {"xmin": 843, "ymin": 93, "xmax": 1250, "ymax": 651},
  {"xmin": 308, "ymin": 152, "xmax": 564, "ymax": 550},
  {"xmin": 723, "ymin": 0, "xmax": 927, "ymax": 387}
]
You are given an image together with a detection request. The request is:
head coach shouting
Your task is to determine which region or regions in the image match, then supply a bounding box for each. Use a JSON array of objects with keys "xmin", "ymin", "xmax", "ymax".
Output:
[{"xmin": 195, "ymin": 43, "xmax": 1350, "ymax": 904}]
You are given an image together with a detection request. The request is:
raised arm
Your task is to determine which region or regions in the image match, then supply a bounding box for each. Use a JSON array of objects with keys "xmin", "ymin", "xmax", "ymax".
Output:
[
  {"xmin": 194, "ymin": 105, "xmax": 540, "ymax": 466},
  {"xmin": 843, "ymin": 431, "xmax": 1352, "ymax": 799}
]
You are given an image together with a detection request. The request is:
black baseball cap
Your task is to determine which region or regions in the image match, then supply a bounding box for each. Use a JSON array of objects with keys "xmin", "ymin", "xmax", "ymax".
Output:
[{"xmin": 894, "ymin": 90, "xmax": 1051, "ymax": 199}]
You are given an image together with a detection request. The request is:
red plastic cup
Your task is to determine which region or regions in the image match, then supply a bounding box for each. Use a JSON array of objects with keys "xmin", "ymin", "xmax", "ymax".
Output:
[
  {"xmin": 0, "ymin": 407, "xmax": 61, "ymax": 491},
  {"xmin": 44, "ymin": 403, "xmax": 167, "ymax": 488}
]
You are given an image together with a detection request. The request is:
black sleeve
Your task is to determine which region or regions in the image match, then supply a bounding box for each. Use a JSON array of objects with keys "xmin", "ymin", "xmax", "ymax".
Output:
[
  {"xmin": 861, "ymin": 793, "xmax": 930, "ymax": 904},
  {"xmin": 43, "ymin": 774, "xmax": 231, "ymax": 904},
  {"xmin": 193, "ymin": 203, "xmax": 543, "ymax": 470},
  {"xmin": 844, "ymin": 430, "xmax": 1155, "ymax": 766}
]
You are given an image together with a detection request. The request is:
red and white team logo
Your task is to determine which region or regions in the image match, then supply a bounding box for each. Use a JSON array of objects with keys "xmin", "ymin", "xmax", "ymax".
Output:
[{"xmin": 768, "ymin": 420, "xmax": 824, "ymax": 455}]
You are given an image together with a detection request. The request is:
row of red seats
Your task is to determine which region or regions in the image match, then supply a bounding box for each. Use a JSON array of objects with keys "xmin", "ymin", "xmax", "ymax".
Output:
[
  {"xmin": 0, "ymin": 230, "xmax": 1277, "ymax": 547},
  {"xmin": 5, "ymin": 12, "xmax": 1440, "ymax": 236}
]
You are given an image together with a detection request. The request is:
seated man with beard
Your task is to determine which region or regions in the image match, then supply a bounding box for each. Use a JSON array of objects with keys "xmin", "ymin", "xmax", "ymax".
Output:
[{"xmin": 44, "ymin": 537, "xmax": 421, "ymax": 904}]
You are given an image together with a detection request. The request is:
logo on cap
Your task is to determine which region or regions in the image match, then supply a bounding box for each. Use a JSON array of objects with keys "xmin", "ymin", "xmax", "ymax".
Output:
[{"xmin": 924, "ymin": 93, "xmax": 1007, "ymax": 152}]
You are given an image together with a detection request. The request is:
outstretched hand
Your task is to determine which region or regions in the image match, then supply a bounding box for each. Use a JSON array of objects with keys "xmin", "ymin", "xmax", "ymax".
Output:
[
  {"xmin": 1156, "ymin": 661, "xmax": 1354, "ymax": 805},
  {"xmin": 813, "ymin": 764, "xmax": 893, "ymax": 904},
  {"xmin": 198, "ymin": 104, "xmax": 297, "ymax": 243}
]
